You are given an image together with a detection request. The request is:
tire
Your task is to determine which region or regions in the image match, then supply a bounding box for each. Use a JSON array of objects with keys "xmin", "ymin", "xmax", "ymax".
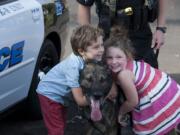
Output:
[{"xmin": 27, "ymin": 39, "xmax": 59, "ymax": 119}]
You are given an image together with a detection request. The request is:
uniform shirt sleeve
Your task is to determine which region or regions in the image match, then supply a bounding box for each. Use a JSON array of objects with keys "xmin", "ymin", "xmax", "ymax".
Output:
[{"xmin": 76, "ymin": 0, "xmax": 95, "ymax": 6}]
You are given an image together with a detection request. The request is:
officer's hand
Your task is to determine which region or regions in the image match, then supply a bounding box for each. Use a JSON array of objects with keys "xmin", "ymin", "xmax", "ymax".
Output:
[{"xmin": 152, "ymin": 30, "xmax": 165, "ymax": 49}]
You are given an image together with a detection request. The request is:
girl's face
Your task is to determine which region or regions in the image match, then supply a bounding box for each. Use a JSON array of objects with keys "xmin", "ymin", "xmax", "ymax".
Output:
[
  {"xmin": 80, "ymin": 36, "xmax": 104, "ymax": 61},
  {"xmin": 106, "ymin": 46, "xmax": 128, "ymax": 73}
]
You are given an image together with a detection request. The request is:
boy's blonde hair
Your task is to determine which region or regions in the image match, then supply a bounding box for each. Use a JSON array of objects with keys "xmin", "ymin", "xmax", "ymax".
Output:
[
  {"xmin": 104, "ymin": 26, "xmax": 135, "ymax": 60},
  {"xmin": 71, "ymin": 25, "xmax": 103, "ymax": 56}
]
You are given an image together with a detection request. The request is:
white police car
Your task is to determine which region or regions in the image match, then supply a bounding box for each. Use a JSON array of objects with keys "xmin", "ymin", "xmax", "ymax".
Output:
[{"xmin": 0, "ymin": 0, "xmax": 69, "ymax": 118}]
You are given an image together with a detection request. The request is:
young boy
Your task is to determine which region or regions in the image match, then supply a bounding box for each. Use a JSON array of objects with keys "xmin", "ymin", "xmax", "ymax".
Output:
[{"xmin": 36, "ymin": 25, "xmax": 106, "ymax": 135}]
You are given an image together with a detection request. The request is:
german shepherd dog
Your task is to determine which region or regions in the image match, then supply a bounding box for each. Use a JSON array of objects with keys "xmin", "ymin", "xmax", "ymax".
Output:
[{"xmin": 79, "ymin": 61, "xmax": 118, "ymax": 135}]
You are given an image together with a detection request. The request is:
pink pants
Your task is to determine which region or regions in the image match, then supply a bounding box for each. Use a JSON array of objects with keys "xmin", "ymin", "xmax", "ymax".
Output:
[{"xmin": 38, "ymin": 94, "xmax": 66, "ymax": 135}]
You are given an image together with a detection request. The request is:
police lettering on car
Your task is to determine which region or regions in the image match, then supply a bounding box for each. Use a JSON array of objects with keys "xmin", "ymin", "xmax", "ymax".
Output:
[
  {"xmin": 0, "ymin": 41, "xmax": 24, "ymax": 72},
  {"xmin": 0, "ymin": 7, "xmax": 10, "ymax": 16},
  {"xmin": 0, "ymin": 2, "xmax": 24, "ymax": 17},
  {"xmin": 31, "ymin": 7, "xmax": 41, "ymax": 21}
]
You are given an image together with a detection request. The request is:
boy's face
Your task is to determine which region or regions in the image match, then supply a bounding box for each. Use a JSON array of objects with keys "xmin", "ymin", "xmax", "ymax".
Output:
[{"xmin": 80, "ymin": 36, "xmax": 104, "ymax": 61}]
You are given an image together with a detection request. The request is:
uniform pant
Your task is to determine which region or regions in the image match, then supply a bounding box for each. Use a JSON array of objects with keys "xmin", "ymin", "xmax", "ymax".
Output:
[{"xmin": 129, "ymin": 25, "xmax": 158, "ymax": 68}]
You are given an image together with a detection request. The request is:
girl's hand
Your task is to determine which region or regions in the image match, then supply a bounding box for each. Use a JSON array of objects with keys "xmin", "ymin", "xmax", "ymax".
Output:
[
  {"xmin": 106, "ymin": 87, "xmax": 117, "ymax": 101},
  {"xmin": 118, "ymin": 114, "xmax": 129, "ymax": 127},
  {"xmin": 105, "ymin": 82, "xmax": 118, "ymax": 101}
]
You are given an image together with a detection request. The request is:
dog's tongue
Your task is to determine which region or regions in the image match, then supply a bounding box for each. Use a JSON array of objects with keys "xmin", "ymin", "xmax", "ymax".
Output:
[{"xmin": 90, "ymin": 98, "xmax": 102, "ymax": 122}]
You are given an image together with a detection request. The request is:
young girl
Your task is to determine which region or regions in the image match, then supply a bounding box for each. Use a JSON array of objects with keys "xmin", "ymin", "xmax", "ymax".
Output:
[{"xmin": 104, "ymin": 26, "xmax": 180, "ymax": 135}]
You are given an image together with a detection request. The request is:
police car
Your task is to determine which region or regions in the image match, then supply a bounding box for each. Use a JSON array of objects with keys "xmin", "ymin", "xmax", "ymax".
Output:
[{"xmin": 0, "ymin": 0, "xmax": 69, "ymax": 118}]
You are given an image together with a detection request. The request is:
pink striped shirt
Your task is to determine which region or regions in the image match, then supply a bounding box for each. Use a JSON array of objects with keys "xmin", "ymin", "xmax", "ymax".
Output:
[{"xmin": 128, "ymin": 60, "xmax": 180, "ymax": 135}]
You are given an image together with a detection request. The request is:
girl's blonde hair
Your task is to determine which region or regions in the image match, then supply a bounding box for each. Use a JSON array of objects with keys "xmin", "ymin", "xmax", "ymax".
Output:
[{"xmin": 104, "ymin": 25, "xmax": 135, "ymax": 60}]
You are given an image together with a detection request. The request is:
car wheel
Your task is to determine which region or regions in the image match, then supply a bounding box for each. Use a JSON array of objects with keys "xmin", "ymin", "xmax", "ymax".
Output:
[{"xmin": 27, "ymin": 39, "xmax": 59, "ymax": 119}]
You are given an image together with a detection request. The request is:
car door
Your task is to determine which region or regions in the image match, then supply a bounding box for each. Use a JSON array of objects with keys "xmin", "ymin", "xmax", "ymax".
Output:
[{"xmin": 0, "ymin": 0, "xmax": 44, "ymax": 112}]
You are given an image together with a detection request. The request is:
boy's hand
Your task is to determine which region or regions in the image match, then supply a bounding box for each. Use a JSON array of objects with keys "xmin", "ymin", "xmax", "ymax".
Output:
[{"xmin": 105, "ymin": 82, "xmax": 118, "ymax": 101}]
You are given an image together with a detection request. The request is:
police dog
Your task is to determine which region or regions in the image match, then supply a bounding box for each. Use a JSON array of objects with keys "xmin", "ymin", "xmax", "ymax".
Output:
[{"xmin": 80, "ymin": 61, "xmax": 118, "ymax": 135}]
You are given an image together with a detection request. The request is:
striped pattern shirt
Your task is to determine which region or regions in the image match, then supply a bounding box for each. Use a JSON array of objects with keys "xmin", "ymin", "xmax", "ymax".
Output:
[{"xmin": 129, "ymin": 60, "xmax": 180, "ymax": 135}]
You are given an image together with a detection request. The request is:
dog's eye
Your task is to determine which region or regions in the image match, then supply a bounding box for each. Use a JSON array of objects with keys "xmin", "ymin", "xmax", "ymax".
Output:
[
  {"xmin": 86, "ymin": 76, "xmax": 93, "ymax": 82},
  {"xmin": 99, "ymin": 76, "xmax": 105, "ymax": 83}
]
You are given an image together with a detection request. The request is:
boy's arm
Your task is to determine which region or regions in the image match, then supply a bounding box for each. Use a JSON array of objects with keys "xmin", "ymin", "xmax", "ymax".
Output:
[{"xmin": 72, "ymin": 87, "xmax": 89, "ymax": 106}]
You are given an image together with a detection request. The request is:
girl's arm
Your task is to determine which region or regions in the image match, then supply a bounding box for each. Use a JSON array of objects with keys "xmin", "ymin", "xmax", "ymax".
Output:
[
  {"xmin": 72, "ymin": 87, "xmax": 89, "ymax": 106},
  {"xmin": 117, "ymin": 70, "xmax": 139, "ymax": 116}
]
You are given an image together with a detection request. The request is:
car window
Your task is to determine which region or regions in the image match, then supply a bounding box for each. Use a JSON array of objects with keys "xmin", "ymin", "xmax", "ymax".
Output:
[{"xmin": 0, "ymin": 0, "xmax": 17, "ymax": 5}]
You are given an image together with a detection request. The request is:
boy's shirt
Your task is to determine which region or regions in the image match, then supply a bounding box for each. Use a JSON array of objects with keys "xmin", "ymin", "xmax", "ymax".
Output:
[{"xmin": 36, "ymin": 53, "xmax": 84, "ymax": 106}]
